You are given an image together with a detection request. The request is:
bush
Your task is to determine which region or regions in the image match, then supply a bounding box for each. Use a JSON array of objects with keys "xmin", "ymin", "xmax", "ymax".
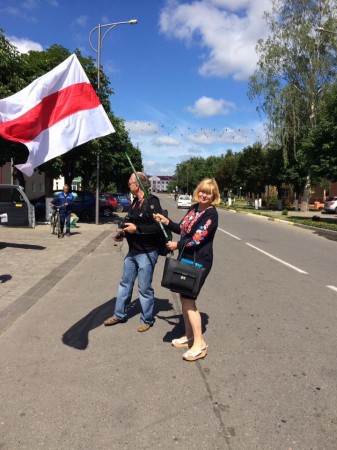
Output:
[{"xmin": 281, "ymin": 209, "xmax": 288, "ymax": 216}]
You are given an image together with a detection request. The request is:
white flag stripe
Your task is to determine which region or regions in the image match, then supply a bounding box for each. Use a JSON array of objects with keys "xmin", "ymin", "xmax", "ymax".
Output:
[
  {"xmin": 0, "ymin": 54, "xmax": 88, "ymax": 121},
  {"xmin": 15, "ymin": 106, "xmax": 113, "ymax": 176}
]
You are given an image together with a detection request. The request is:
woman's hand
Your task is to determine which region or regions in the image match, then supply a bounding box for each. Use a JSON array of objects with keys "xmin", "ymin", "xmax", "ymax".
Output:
[
  {"xmin": 153, "ymin": 213, "xmax": 169, "ymax": 226},
  {"xmin": 166, "ymin": 241, "xmax": 178, "ymax": 251}
]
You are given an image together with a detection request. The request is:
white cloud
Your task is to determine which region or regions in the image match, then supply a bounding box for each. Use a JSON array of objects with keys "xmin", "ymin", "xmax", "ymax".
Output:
[
  {"xmin": 153, "ymin": 136, "xmax": 180, "ymax": 146},
  {"xmin": 8, "ymin": 35, "xmax": 43, "ymax": 53},
  {"xmin": 186, "ymin": 132, "xmax": 216, "ymax": 145},
  {"xmin": 75, "ymin": 15, "xmax": 87, "ymax": 27},
  {"xmin": 22, "ymin": 0, "xmax": 38, "ymax": 10},
  {"xmin": 186, "ymin": 96, "xmax": 235, "ymax": 117},
  {"xmin": 160, "ymin": 0, "xmax": 271, "ymax": 81}
]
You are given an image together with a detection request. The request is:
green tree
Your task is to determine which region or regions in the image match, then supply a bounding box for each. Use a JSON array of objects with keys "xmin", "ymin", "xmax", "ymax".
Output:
[
  {"xmin": 249, "ymin": 0, "xmax": 337, "ymax": 209},
  {"xmin": 216, "ymin": 150, "xmax": 239, "ymax": 197},
  {"xmin": 236, "ymin": 143, "xmax": 268, "ymax": 197},
  {"xmin": 303, "ymin": 83, "xmax": 337, "ymax": 183}
]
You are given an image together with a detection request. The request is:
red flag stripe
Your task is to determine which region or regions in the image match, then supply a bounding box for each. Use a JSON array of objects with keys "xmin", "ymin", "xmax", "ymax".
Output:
[{"xmin": 0, "ymin": 82, "xmax": 101, "ymax": 143}]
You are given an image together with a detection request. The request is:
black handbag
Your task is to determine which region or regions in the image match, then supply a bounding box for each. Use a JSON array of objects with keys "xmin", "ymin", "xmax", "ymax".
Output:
[{"xmin": 161, "ymin": 242, "xmax": 207, "ymax": 299}]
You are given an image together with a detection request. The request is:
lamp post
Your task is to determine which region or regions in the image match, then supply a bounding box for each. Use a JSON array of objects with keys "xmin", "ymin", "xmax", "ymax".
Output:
[{"xmin": 88, "ymin": 19, "xmax": 137, "ymax": 224}]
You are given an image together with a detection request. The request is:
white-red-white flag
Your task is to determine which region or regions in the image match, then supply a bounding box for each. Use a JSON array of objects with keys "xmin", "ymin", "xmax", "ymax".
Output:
[{"xmin": 0, "ymin": 54, "xmax": 115, "ymax": 176}]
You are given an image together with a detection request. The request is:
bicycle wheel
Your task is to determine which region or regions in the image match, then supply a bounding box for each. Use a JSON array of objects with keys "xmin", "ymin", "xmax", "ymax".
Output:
[
  {"xmin": 56, "ymin": 215, "xmax": 62, "ymax": 238},
  {"xmin": 50, "ymin": 213, "xmax": 56, "ymax": 234}
]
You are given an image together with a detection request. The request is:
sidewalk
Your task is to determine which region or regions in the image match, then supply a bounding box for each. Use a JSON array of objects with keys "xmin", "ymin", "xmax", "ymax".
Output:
[{"xmin": 0, "ymin": 221, "xmax": 115, "ymax": 331}]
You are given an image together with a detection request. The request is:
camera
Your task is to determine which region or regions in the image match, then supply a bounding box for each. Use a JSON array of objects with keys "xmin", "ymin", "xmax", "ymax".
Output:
[{"xmin": 117, "ymin": 213, "xmax": 134, "ymax": 229}]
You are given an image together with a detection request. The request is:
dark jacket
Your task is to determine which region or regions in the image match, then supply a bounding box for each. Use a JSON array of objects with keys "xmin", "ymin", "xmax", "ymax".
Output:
[
  {"xmin": 51, "ymin": 192, "xmax": 74, "ymax": 215},
  {"xmin": 125, "ymin": 195, "xmax": 164, "ymax": 253}
]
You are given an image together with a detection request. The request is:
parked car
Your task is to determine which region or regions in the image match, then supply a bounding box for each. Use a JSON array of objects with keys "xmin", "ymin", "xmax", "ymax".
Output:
[
  {"xmin": 109, "ymin": 192, "xmax": 131, "ymax": 212},
  {"xmin": 0, "ymin": 184, "xmax": 35, "ymax": 227},
  {"xmin": 177, "ymin": 194, "xmax": 192, "ymax": 209},
  {"xmin": 323, "ymin": 196, "xmax": 337, "ymax": 214},
  {"xmin": 30, "ymin": 195, "xmax": 48, "ymax": 221},
  {"xmin": 54, "ymin": 190, "xmax": 96, "ymax": 221},
  {"xmin": 31, "ymin": 190, "xmax": 96, "ymax": 222},
  {"xmin": 99, "ymin": 193, "xmax": 118, "ymax": 217}
]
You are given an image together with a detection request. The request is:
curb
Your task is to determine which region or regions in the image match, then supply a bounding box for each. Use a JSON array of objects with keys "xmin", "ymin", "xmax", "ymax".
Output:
[{"xmin": 225, "ymin": 208, "xmax": 337, "ymax": 235}]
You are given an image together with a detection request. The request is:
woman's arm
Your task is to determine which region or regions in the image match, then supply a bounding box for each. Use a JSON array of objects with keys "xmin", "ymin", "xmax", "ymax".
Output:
[{"xmin": 153, "ymin": 212, "xmax": 181, "ymax": 235}]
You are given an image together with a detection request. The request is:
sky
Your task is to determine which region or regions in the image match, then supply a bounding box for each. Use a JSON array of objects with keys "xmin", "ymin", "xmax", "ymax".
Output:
[{"xmin": 1, "ymin": 0, "xmax": 272, "ymax": 176}]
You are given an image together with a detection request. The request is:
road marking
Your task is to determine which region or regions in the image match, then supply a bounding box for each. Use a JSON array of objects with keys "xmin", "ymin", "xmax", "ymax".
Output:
[
  {"xmin": 246, "ymin": 243, "xmax": 308, "ymax": 274},
  {"xmin": 327, "ymin": 285, "xmax": 337, "ymax": 293},
  {"xmin": 218, "ymin": 228, "xmax": 242, "ymax": 241}
]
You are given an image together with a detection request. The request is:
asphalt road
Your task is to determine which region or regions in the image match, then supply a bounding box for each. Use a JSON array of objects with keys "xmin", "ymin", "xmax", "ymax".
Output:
[{"xmin": 1, "ymin": 195, "xmax": 337, "ymax": 450}]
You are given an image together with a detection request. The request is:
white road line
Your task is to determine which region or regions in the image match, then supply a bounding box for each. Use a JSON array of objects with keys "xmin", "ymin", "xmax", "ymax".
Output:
[
  {"xmin": 246, "ymin": 243, "xmax": 308, "ymax": 274},
  {"xmin": 218, "ymin": 228, "xmax": 242, "ymax": 241},
  {"xmin": 327, "ymin": 285, "xmax": 337, "ymax": 293}
]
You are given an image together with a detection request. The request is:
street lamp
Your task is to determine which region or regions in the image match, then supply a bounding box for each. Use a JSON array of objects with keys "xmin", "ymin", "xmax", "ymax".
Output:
[{"xmin": 88, "ymin": 19, "xmax": 137, "ymax": 224}]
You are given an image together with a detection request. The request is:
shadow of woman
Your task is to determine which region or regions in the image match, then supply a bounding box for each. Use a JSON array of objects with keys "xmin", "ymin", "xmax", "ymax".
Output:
[{"xmin": 157, "ymin": 311, "xmax": 209, "ymax": 344}]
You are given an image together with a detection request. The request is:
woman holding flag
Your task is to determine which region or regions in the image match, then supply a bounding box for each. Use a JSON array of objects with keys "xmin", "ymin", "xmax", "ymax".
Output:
[{"xmin": 154, "ymin": 178, "xmax": 220, "ymax": 361}]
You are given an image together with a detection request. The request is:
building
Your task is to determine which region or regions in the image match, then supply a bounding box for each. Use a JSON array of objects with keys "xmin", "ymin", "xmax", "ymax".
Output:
[
  {"xmin": 0, "ymin": 161, "xmax": 45, "ymax": 200},
  {"xmin": 149, "ymin": 175, "xmax": 174, "ymax": 192},
  {"xmin": 0, "ymin": 163, "xmax": 81, "ymax": 199}
]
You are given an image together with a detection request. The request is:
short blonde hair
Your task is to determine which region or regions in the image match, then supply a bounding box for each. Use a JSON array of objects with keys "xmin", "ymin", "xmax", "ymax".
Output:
[{"xmin": 192, "ymin": 178, "xmax": 220, "ymax": 205}]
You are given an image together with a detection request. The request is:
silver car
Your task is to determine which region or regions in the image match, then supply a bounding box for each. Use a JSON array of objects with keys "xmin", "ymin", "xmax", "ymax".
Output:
[
  {"xmin": 177, "ymin": 195, "xmax": 192, "ymax": 209},
  {"xmin": 323, "ymin": 196, "xmax": 337, "ymax": 214}
]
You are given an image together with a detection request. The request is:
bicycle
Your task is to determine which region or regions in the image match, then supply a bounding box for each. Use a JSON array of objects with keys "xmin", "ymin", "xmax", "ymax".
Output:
[{"xmin": 50, "ymin": 206, "xmax": 63, "ymax": 238}]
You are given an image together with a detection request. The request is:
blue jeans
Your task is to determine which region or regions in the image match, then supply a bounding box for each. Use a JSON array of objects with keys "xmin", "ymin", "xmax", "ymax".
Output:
[
  {"xmin": 114, "ymin": 250, "xmax": 159, "ymax": 324},
  {"xmin": 60, "ymin": 212, "xmax": 71, "ymax": 233}
]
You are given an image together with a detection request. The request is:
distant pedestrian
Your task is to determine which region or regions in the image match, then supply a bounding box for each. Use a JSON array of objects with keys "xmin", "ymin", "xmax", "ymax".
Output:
[
  {"xmin": 154, "ymin": 178, "xmax": 220, "ymax": 361},
  {"xmin": 49, "ymin": 184, "xmax": 74, "ymax": 237}
]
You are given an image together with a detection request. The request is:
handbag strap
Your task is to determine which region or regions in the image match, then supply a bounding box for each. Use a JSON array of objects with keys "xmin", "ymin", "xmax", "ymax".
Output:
[{"xmin": 177, "ymin": 240, "xmax": 196, "ymax": 264}]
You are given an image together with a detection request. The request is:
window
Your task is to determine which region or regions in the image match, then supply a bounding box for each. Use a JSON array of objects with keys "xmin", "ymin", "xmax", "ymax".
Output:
[{"xmin": 32, "ymin": 182, "xmax": 36, "ymax": 192}]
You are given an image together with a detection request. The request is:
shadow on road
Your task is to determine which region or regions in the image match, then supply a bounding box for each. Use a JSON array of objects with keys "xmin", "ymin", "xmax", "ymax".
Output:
[
  {"xmin": 312, "ymin": 229, "xmax": 337, "ymax": 242},
  {"xmin": 0, "ymin": 274, "xmax": 12, "ymax": 283},
  {"xmin": 0, "ymin": 242, "xmax": 46, "ymax": 250},
  {"xmin": 62, "ymin": 297, "xmax": 175, "ymax": 350},
  {"xmin": 62, "ymin": 298, "xmax": 116, "ymax": 350},
  {"xmin": 157, "ymin": 312, "xmax": 209, "ymax": 343}
]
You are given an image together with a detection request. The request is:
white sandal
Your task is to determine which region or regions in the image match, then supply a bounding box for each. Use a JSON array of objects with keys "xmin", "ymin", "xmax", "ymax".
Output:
[
  {"xmin": 171, "ymin": 337, "xmax": 193, "ymax": 348},
  {"xmin": 183, "ymin": 346, "xmax": 208, "ymax": 361}
]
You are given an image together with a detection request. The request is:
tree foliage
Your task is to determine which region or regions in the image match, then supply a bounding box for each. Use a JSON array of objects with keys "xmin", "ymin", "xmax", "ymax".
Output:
[{"xmin": 248, "ymin": 0, "xmax": 337, "ymax": 205}]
